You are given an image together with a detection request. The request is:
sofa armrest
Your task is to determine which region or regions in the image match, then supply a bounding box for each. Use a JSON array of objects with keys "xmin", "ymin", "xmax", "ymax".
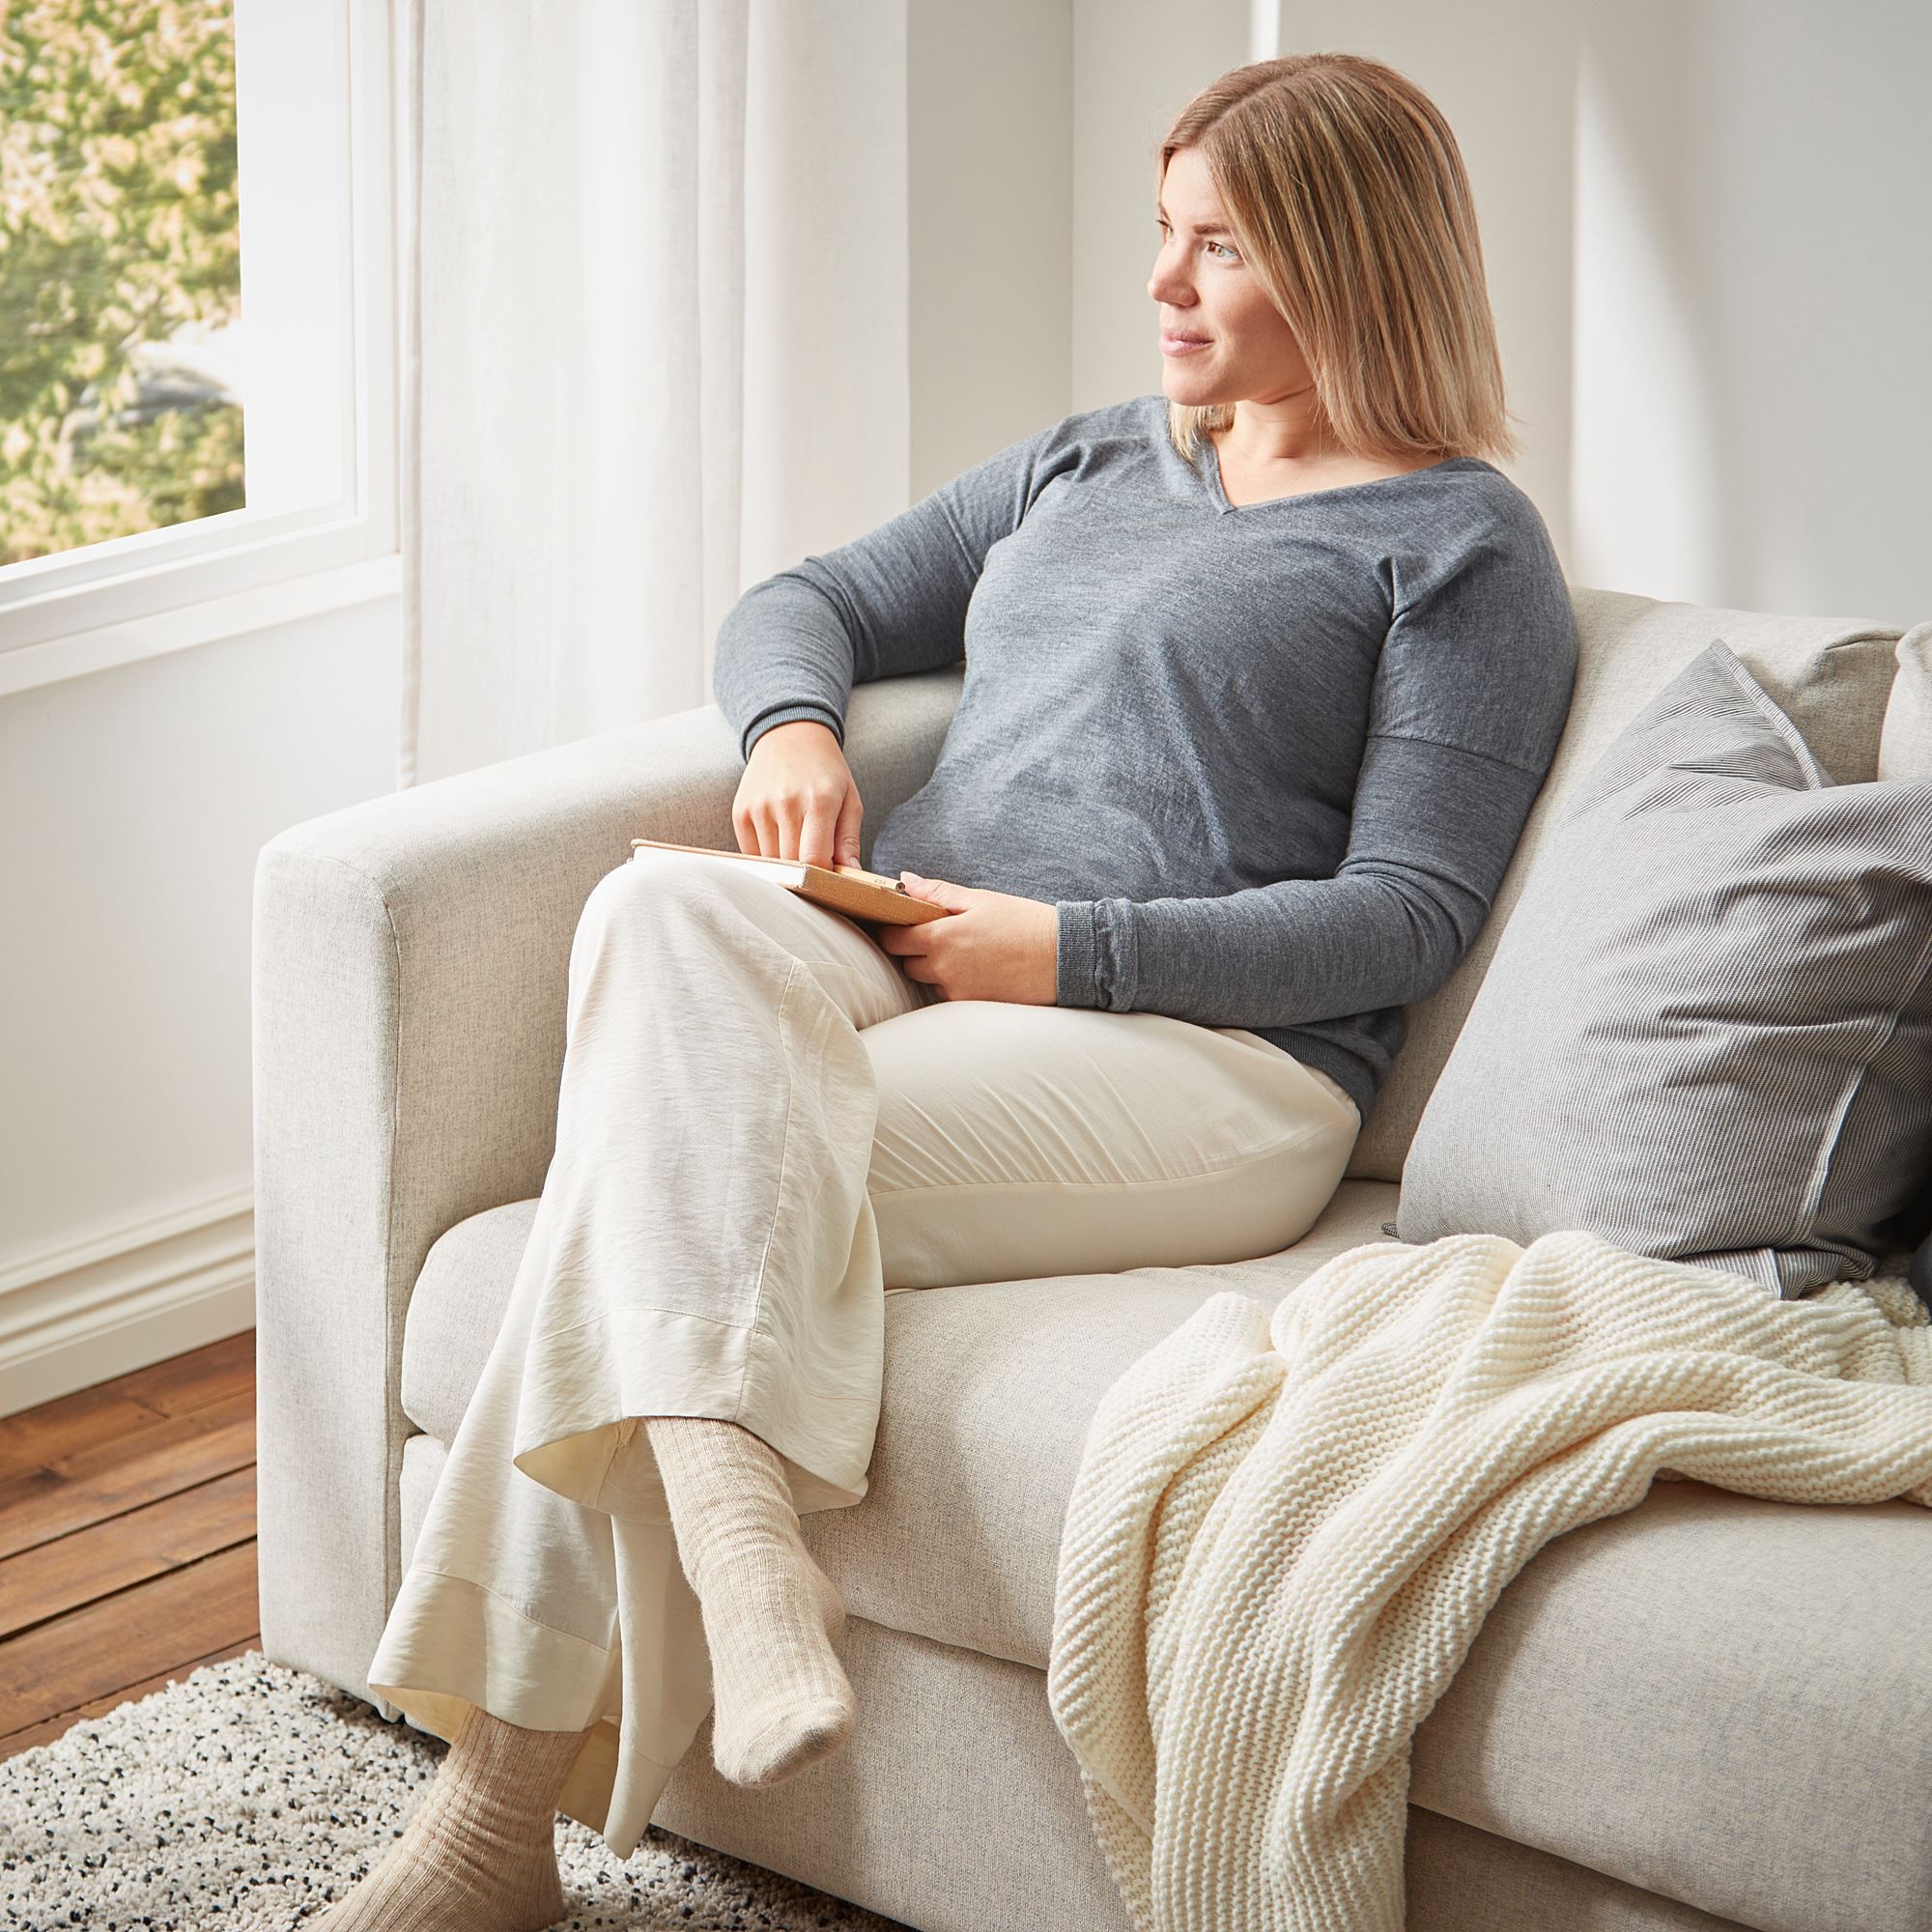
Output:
[{"xmin": 251, "ymin": 669, "xmax": 960, "ymax": 1709}]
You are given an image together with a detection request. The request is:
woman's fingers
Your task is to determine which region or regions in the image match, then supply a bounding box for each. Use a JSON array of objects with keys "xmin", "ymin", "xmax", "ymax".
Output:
[
  {"xmin": 798, "ymin": 791, "xmax": 840, "ymax": 869},
  {"xmin": 834, "ymin": 786, "xmax": 865, "ymax": 869}
]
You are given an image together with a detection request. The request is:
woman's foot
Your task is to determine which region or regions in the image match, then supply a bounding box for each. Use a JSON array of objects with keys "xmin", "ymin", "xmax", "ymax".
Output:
[
  {"xmin": 314, "ymin": 1703, "xmax": 587, "ymax": 1931},
  {"xmin": 645, "ymin": 1414, "xmax": 856, "ymax": 1786},
  {"xmin": 707, "ymin": 1548, "xmax": 853, "ymax": 1785}
]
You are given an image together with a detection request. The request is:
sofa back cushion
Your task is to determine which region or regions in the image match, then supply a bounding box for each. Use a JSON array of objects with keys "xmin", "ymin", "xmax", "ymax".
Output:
[{"xmin": 1345, "ymin": 585, "xmax": 1905, "ymax": 1183}]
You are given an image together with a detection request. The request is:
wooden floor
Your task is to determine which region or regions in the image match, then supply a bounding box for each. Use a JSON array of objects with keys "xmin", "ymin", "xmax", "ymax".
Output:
[{"xmin": 0, "ymin": 1330, "xmax": 262, "ymax": 1761}]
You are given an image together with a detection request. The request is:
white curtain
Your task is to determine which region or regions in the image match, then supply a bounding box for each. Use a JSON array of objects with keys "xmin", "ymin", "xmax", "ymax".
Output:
[{"xmin": 396, "ymin": 0, "xmax": 911, "ymax": 787}]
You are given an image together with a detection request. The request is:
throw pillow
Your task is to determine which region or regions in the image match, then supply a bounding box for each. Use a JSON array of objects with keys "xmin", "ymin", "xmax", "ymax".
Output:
[
  {"xmin": 1878, "ymin": 620, "xmax": 1932, "ymax": 779},
  {"xmin": 1395, "ymin": 637, "xmax": 1932, "ymax": 1296},
  {"xmin": 1876, "ymin": 621, "xmax": 1932, "ymax": 1289}
]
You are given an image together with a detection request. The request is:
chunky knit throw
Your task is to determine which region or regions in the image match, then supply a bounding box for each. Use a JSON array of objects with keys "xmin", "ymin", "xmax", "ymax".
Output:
[{"xmin": 1046, "ymin": 1229, "xmax": 1932, "ymax": 1932}]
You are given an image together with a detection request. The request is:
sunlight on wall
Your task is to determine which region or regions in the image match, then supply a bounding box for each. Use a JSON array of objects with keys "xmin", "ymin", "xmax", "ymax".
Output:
[
  {"xmin": 1568, "ymin": 16, "xmax": 1721, "ymax": 606},
  {"xmin": 1569, "ymin": 0, "xmax": 1929, "ymax": 622}
]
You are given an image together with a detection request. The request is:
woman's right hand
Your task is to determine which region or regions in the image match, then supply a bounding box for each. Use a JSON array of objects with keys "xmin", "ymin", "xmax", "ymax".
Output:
[{"xmin": 731, "ymin": 719, "xmax": 867, "ymax": 870}]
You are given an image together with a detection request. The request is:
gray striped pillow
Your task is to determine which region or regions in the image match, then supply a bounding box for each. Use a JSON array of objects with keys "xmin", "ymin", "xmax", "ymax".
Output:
[{"xmin": 1395, "ymin": 637, "xmax": 1932, "ymax": 1296}]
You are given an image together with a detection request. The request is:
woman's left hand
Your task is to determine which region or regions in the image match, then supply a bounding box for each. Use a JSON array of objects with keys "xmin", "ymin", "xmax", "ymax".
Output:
[{"xmin": 869, "ymin": 870, "xmax": 1059, "ymax": 1006}]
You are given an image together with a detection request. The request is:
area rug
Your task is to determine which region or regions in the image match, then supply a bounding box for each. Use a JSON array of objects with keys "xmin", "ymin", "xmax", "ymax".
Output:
[{"xmin": 0, "ymin": 1649, "xmax": 906, "ymax": 1930}]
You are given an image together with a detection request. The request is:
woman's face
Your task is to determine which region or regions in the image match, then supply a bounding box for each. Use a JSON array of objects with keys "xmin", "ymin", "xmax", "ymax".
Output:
[{"xmin": 1150, "ymin": 146, "xmax": 1315, "ymax": 413}]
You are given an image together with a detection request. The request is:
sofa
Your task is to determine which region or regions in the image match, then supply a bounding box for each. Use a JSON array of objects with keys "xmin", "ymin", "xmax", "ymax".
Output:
[{"xmin": 252, "ymin": 583, "xmax": 1932, "ymax": 1932}]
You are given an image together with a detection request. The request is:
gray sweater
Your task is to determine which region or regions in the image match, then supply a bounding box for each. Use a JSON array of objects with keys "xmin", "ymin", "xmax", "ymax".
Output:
[{"xmin": 713, "ymin": 392, "xmax": 1578, "ymax": 1123}]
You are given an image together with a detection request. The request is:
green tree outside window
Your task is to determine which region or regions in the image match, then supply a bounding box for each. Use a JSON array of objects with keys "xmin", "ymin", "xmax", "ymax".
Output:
[{"xmin": 0, "ymin": 0, "xmax": 243, "ymax": 567}]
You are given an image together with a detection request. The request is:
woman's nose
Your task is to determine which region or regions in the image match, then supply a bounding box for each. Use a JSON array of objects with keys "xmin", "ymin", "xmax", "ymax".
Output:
[{"xmin": 1149, "ymin": 263, "xmax": 1192, "ymax": 304}]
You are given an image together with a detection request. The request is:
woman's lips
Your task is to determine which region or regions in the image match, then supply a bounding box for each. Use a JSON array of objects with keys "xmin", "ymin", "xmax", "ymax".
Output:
[{"xmin": 1161, "ymin": 334, "xmax": 1209, "ymax": 355}]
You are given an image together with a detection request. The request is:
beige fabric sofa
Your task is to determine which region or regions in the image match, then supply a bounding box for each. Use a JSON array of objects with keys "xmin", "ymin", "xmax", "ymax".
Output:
[{"xmin": 253, "ymin": 585, "xmax": 1932, "ymax": 1932}]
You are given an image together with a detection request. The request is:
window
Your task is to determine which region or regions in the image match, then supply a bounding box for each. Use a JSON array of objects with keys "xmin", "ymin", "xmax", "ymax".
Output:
[
  {"xmin": 1, "ymin": 0, "xmax": 244, "ymax": 565},
  {"xmin": 0, "ymin": 0, "xmax": 398, "ymax": 695}
]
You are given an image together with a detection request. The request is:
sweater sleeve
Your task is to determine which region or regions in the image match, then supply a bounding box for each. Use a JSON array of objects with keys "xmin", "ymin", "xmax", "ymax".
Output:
[
  {"xmin": 1052, "ymin": 521, "xmax": 1579, "ymax": 1026},
  {"xmin": 713, "ymin": 419, "xmax": 1059, "ymax": 763}
]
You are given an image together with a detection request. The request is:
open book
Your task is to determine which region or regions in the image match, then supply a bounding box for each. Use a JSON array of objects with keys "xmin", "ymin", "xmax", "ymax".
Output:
[{"xmin": 629, "ymin": 837, "xmax": 952, "ymax": 925}]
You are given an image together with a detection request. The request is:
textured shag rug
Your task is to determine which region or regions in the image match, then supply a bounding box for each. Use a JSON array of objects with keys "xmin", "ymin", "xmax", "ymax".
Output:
[{"xmin": 0, "ymin": 1649, "xmax": 907, "ymax": 1930}]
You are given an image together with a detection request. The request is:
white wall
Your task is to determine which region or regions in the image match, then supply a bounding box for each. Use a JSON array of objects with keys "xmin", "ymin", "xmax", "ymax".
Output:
[
  {"xmin": 4, "ymin": 0, "xmax": 1927, "ymax": 1413},
  {"xmin": 0, "ymin": 593, "xmax": 400, "ymax": 1413},
  {"xmin": 1571, "ymin": 0, "xmax": 1931, "ymax": 623},
  {"xmin": 907, "ymin": 0, "xmax": 1075, "ymax": 497}
]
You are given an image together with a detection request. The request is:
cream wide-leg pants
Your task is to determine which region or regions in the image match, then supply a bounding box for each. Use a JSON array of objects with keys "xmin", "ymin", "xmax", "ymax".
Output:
[{"xmin": 365, "ymin": 846, "xmax": 1362, "ymax": 1859}]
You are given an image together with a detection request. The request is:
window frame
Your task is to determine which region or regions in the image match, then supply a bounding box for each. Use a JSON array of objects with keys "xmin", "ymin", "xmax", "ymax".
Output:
[{"xmin": 0, "ymin": 0, "xmax": 401, "ymax": 697}]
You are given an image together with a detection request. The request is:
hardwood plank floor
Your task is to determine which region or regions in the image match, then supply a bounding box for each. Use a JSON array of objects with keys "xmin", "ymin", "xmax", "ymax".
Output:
[{"xmin": 0, "ymin": 1331, "xmax": 262, "ymax": 1763}]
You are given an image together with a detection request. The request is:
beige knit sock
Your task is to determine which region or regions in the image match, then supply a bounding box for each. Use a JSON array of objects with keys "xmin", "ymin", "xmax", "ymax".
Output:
[
  {"xmin": 645, "ymin": 1413, "xmax": 855, "ymax": 1786},
  {"xmin": 314, "ymin": 1701, "xmax": 590, "ymax": 1931}
]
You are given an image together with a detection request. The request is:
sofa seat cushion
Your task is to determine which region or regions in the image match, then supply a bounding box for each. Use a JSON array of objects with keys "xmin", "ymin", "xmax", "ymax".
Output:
[
  {"xmin": 1408, "ymin": 1473, "xmax": 1932, "ymax": 1932},
  {"xmin": 403, "ymin": 1185, "xmax": 1932, "ymax": 1931},
  {"xmin": 401, "ymin": 1178, "xmax": 1403, "ymax": 1665}
]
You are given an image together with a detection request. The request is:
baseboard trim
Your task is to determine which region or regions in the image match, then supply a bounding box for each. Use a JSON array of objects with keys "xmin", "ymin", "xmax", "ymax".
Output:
[{"xmin": 0, "ymin": 1185, "xmax": 255, "ymax": 1418}]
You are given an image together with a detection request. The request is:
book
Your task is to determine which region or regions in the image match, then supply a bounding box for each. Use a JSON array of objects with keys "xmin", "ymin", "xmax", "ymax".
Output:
[{"xmin": 629, "ymin": 837, "xmax": 952, "ymax": 925}]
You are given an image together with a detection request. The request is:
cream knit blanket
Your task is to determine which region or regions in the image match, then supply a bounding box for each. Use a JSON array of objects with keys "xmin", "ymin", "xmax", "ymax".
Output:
[{"xmin": 1046, "ymin": 1228, "xmax": 1932, "ymax": 1932}]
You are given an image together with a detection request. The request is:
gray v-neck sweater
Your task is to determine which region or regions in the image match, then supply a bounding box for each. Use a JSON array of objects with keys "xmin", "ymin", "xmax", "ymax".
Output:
[{"xmin": 713, "ymin": 392, "xmax": 1578, "ymax": 1124}]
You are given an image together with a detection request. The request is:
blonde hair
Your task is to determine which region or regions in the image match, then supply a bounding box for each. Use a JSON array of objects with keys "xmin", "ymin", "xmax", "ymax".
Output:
[{"xmin": 1156, "ymin": 52, "xmax": 1520, "ymax": 469}]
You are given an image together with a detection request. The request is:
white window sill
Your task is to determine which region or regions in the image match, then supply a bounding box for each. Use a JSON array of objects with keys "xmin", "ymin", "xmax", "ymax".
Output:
[{"xmin": 0, "ymin": 552, "xmax": 403, "ymax": 697}]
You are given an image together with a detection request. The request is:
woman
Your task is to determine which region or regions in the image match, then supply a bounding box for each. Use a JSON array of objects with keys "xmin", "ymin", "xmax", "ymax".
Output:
[{"xmin": 320, "ymin": 49, "xmax": 1577, "ymax": 1931}]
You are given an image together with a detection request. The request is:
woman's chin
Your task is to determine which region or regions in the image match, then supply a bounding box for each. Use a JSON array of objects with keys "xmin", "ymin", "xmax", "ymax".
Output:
[{"xmin": 1160, "ymin": 369, "xmax": 1226, "ymax": 404}]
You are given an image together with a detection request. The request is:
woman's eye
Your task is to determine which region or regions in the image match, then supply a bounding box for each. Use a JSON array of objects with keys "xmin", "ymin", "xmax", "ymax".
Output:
[{"xmin": 1156, "ymin": 221, "xmax": 1236, "ymax": 263}]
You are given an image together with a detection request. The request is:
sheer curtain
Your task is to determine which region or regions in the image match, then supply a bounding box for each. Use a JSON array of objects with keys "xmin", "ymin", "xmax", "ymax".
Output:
[{"xmin": 396, "ymin": 0, "xmax": 911, "ymax": 786}]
